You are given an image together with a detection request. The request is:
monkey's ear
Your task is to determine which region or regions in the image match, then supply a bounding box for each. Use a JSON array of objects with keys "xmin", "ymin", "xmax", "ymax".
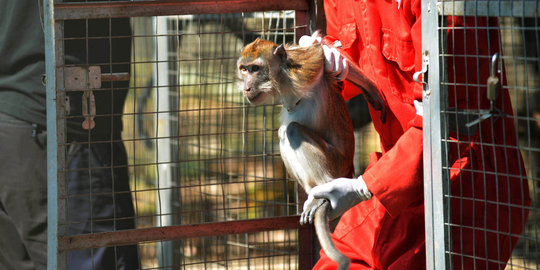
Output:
[{"xmin": 273, "ymin": 44, "xmax": 287, "ymax": 63}]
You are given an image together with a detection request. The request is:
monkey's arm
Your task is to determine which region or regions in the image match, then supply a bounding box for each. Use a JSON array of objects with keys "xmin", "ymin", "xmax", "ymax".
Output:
[
  {"xmin": 301, "ymin": 34, "xmax": 388, "ymax": 122},
  {"xmin": 345, "ymin": 60, "xmax": 387, "ymax": 123},
  {"xmin": 323, "ymin": 44, "xmax": 388, "ymax": 123},
  {"xmin": 279, "ymin": 121, "xmax": 354, "ymax": 189}
]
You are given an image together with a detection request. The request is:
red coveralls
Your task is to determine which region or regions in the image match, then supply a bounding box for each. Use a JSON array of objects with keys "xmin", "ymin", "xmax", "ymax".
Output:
[{"xmin": 315, "ymin": 0, "xmax": 531, "ymax": 269}]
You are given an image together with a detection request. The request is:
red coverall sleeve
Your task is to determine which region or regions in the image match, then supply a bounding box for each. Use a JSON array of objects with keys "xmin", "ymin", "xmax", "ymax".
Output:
[
  {"xmin": 362, "ymin": 116, "xmax": 423, "ymax": 216},
  {"xmin": 360, "ymin": 0, "xmax": 423, "ymax": 216}
]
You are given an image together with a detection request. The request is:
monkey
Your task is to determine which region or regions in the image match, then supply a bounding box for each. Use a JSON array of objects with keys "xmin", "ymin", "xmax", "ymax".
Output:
[{"xmin": 237, "ymin": 38, "xmax": 386, "ymax": 270}]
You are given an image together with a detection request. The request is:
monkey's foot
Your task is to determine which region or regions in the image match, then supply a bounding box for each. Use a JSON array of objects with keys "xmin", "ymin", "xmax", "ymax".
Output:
[{"xmin": 300, "ymin": 198, "xmax": 326, "ymax": 225}]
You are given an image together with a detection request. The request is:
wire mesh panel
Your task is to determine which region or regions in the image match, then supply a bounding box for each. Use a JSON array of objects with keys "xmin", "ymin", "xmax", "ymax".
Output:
[
  {"xmin": 424, "ymin": 0, "xmax": 540, "ymax": 269},
  {"xmin": 44, "ymin": 1, "xmax": 315, "ymax": 269},
  {"xmin": 128, "ymin": 11, "xmax": 299, "ymax": 228}
]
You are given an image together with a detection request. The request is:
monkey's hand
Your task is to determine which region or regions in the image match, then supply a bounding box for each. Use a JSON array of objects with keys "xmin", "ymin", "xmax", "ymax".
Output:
[{"xmin": 301, "ymin": 176, "xmax": 372, "ymax": 224}]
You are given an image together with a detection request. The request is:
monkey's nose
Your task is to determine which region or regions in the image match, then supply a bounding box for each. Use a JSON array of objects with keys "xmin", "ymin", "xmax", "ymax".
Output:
[{"xmin": 244, "ymin": 88, "xmax": 251, "ymax": 92}]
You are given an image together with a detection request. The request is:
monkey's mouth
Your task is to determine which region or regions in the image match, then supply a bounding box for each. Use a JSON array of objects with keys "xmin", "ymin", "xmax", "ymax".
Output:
[{"xmin": 245, "ymin": 92, "xmax": 263, "ymax": 103}]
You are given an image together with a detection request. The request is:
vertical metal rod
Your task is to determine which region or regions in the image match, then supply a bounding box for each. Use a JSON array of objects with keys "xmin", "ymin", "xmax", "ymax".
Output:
[
  {"xmin": 56, "ymin": 21, "xmax": 68, "ymax": 270},
  {"xmin": 423, "ymin": 0, "xmax": 447, "ymax": 269},
  {"xmin": 154, "ymin": 15, "xmax": 173, "ymax": 268},
  {"xmin": 298, "ymin": 225, "xmax": 315, "ymax": 270},
  {"xmin": 44, "ymin": 0, "xmax": 58, "ymax": 269}
]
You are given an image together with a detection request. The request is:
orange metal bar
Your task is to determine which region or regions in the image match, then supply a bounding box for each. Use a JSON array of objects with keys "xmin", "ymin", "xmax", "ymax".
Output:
[
  {"xmin": 59, "ymin": 215, "xmax": 307, "ymax": 251},
  {"xmin": 55, "ymin": 0, "xmax": 309, "ymax": 20}
]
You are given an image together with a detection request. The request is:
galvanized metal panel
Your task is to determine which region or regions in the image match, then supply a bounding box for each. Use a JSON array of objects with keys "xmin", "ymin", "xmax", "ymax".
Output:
[{"xmin": 423, "ymin": 0, "xmax": 447, "ymax": 269}]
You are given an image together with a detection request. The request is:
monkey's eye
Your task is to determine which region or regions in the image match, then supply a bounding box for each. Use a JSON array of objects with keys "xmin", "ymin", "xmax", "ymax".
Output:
[{"xmin": 240, "ymin": 65, "xmax": 260, "ymax": 73}]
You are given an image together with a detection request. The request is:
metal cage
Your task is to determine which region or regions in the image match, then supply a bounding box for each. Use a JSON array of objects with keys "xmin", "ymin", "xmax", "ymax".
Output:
[
  {"xmin": 423, "ymin": 0, "xmax": 540, "ymax": 269},
  {"xmin": 44, "ymin": 1, "xmax": 321, "ymax": 269}
]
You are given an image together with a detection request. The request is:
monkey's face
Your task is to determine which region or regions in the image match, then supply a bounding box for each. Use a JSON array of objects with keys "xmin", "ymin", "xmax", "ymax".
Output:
[
  {"xmin": 237, "ymin": 59, "xmax": 274, "ymax": 105},
  {"xmin": 237, "ymin": 38, "xmax": 283, "ymax": 105}
]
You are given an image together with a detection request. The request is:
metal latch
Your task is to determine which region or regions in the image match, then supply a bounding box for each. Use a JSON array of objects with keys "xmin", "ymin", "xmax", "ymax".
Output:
[
  {"xmin": 413, "ymin": 51, "xmax": 429, "ymax": 84},
  {"xmin": 64, "ymin": 66, "xmax": 101, "ymax": 130},
  {"xmin": 414, "ymin": 51, "xmax": 430, "ymax": 96},
  {"xmin": 64, "ymin": 67, "xmax": 131, "ymax": 130},
  {"xmin": 82, "ymin": 90, "xmax": 96, "ymax": 130}
]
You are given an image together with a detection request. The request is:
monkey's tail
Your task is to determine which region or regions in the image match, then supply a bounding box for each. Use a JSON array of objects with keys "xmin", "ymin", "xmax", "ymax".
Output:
[{"xmin": 314, "ymin": 200, "xmax": 350, "ymax": 270}]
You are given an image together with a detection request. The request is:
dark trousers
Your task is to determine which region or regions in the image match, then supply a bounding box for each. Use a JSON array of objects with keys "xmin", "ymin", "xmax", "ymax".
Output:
[
  {"xmin": 0, "ymin": 115, "xmax": 48, "ymax": 269},
  {"xmin": 66, "ymin": 141, "xmax": 140, "ymax": 269},
  {"xmin": 0, "ymin": 113, "xmax": 139, "ymax": 270}
]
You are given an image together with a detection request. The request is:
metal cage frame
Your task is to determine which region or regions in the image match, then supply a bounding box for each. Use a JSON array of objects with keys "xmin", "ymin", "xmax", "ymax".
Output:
[
  {"xmin": 44, "ymin": 1, "xmax": 323, "ymax": 269},
  {"xmin": 423, "ymin": 1, "xmax": 540, "ymax": 269}
]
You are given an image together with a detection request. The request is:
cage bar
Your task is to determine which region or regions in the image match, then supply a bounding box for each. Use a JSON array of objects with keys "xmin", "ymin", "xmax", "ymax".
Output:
[
  {"xmin": 44, "ymin": 0, "xmax": 58, "ymax": 268},
  {"xmin": 423, "ymin": 0, "xmax": 448, "ymax": 269},
  {"xmin": 54, "ymin": 0, "xmax": 309, "ymax": 20},
  {"xmin": 59, "ymin": 216, "xmax": 303, "ymax": 251}
]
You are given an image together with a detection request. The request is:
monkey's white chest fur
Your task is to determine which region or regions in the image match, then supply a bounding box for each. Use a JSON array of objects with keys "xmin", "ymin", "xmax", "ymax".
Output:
[
  {"xmin": 278, "ymin": 96, "xmax": 331, "ymax": 192},
  {"xmin": 278, "ymin": 124, "xmax": 312, "ymax": 192}
]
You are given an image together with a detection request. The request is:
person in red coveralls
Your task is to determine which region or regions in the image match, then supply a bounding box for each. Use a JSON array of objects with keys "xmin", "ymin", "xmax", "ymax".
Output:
[{"xmin": 301, "ymin": 0, "xmax": 531, "ymax": 269}]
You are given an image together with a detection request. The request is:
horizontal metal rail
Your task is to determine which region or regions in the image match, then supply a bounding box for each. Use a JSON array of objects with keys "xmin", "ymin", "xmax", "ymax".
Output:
[
  {"xmin": 101, "ymin": 72, "xmax": 130, "ymax": 82},
  {"xmin": 55, "ymin": 0, "xmax": 309, "ymax": 20},
  {"xmin": 437, "ymin": 0, "xmax": 539, "ymax": 17},
  {"xmin": 59, "ymin": 216, "xmax": 305, "ymax": 251}
]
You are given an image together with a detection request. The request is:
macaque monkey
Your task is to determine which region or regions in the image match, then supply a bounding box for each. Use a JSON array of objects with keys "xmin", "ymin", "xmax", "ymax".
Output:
[{"xmin": 237, "ymin": 38, "xmax": 386, "ymax": 270}]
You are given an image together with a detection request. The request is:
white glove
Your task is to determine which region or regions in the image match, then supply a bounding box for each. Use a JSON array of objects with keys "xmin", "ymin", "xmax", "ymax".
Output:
[
  {"xmin": 321, "ymin": 44, "xmax": 349, "ymax": 81},
  {"xmin": 301, "ymin": 176, "xmax": 372, "ymax": 224},
  {"xmin": 298, "ymin": 32, "xmax": 349, "ymax": 81},
  {"xmin": 298, "ymin": 31, "xmax": 322, "ymax": 47}
]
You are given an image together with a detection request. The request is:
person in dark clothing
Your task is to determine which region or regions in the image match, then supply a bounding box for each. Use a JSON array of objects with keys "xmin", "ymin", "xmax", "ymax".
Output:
[{"xmin": 0, "ymin": 1, "xmax": 139, "ymax": 269}]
